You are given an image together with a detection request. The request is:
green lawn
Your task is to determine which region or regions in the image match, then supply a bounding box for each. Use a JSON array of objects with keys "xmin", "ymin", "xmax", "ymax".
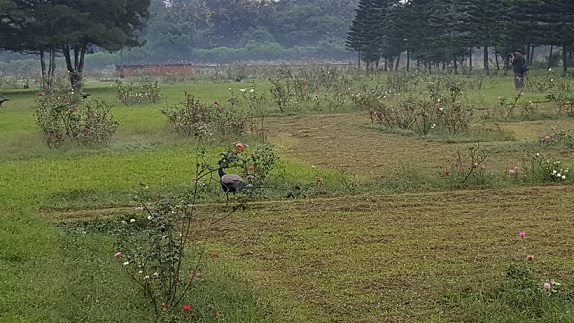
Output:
[{"xmin": 1, "ymin": 70, "xmax": 574, "ymax": 322}]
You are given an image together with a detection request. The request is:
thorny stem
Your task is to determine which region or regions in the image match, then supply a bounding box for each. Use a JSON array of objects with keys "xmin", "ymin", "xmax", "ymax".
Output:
[{"xmin": 504, "ymin": 81, "xmax": 526, "ymax": 121}]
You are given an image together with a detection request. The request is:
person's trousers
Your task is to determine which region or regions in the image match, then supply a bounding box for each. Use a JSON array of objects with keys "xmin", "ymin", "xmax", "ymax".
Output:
[{"xmin": 514, "ymin": 73, "xmax": 524, "ymax": 90}]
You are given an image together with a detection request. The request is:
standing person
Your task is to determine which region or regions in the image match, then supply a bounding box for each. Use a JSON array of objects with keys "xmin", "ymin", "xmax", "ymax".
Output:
[{"xmin": 511, "ymin": 49, "xmax": 527, "ymax": 91}]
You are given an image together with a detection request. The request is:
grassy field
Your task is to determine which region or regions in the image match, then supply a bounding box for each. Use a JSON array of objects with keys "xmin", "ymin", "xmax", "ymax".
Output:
[{"xmin": 1, "ymin": 69, "xmax": 574, "ymax": 322}]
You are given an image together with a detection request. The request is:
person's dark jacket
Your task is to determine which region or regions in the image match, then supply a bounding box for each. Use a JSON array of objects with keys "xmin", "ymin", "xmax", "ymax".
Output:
[{"xmin": 512, "ymin": 54, "xmax": 527, "ymax": 74}]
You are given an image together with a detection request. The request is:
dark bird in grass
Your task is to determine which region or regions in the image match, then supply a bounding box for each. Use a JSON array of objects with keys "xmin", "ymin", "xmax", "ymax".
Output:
[
  {"xmin": 218, "ymin": 162, "xmax": 252, "ymax": 203},
  {"xmin": 0, "ymin": 98, "xmax": 9, "ymax": 106}
]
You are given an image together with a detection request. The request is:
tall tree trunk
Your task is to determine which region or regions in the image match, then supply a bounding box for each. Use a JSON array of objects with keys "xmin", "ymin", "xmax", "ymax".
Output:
[
  {"xmin": 483, "ymin": 46, "xmax": 489, "ymax": 75},
  {"xmin": 48, "ymin": 46, "xmax": 56, "ymax": 90},
  {"xmin": 495, "ymin": 50, "xmax": 500, "ymax": 71},
  {"xmin": 529, "ymin": 46, "xmax": 535, "ymax": 65},
  {"xmin": 395, "ymin": 52, "xmax": 401, "ymax": 71},
  {"xmin": 384, "ymin": 58, "xmax": 388, "ymax": 72},
  {"xmin": 468, "ymin": 48, "xmax": 473, "ymax": 74},
  {"xmin": 63, "ymin": 44, "xmax": 86, "ymax": 90},
  {"xmin": 548, "ymin": 45, "xmax": 553, "ymax": 70},
  {"xmin": 453, "ymin": 57, "xmax": 458, "ymax": 74},
  {"xmin": 526, "ymin": 43, "xmax": 531, "ymax": 65},
  {"xmin": 563, "ymin": 43, "xmax": 568, "ymax": 76},
  {"xmin": 357, "ymin": 51, "xmax": 361, "ymax": 70},
  {"xmin": 39, "ymin": 47, "xmax": 47, "ymax": 91},
  {"xmin": 406, "ymin": 49, "xmax": 410, "ymax": 72}
]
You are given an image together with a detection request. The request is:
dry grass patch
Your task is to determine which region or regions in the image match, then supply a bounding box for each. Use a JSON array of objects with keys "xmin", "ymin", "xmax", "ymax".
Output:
[{"xmin": 131, "ymin": 185, "xmax": 574, "ymax": 322}]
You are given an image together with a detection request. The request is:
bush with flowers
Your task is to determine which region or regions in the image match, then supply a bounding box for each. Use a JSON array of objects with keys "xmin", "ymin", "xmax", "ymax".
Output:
[
  {"xmin": 113, "ymin": 141, "xmax": 278, "ymax": 320},
  {"xmin": 441, "ymin": 142, "xmax": 491, "ymax": 185},
  {"xmin": 447, "ymin": 230, "xmax": 574, "ymax": 321},
  {"xmin": 366, "ymin": 95, "xmax": 474, "ymax": 137},
  {"xmin": 538, "ymin": 129, "xmax": 574, "ymax": 148},
  {"xmin": 114, "ymin": 79, "xmax": 161, "ymax": 106},
  {"xmin": 161, "ymin": 92, "xmax": 253, "ymax": 138},
  {"xmin": 35, "ymin": 90, "xmax": 118, "ymax": 148},
  {"xmin": 218, "ymin": 142, "xmax": 279, "ymax": 195},
  {"xmin": 113, "ymin": 185, "xmax": 245, "ymax": 321},
  {"xmin": 521, "ymin": 152, "xmax": 571, "ymax": 183}
]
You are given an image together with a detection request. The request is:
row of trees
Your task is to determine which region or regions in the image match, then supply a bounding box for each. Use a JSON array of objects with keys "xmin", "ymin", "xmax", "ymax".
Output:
[
  {"xmin": 135, "ymin": 0, "xmax": 359, "ymax": 62},
  {"xmin": 0, "ymin": 0, "xmax": 150, "ymax": 89},
  {"xmin": 0, "ymin": 0, "xmax": 361, "ymax": 77},
  {"xmin": 346, "ymin": 0, "xmax": 574, "ymax": 75}
]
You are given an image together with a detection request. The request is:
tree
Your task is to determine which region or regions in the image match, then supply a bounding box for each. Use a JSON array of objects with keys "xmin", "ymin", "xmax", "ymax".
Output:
[
  {"xmin": 0, "ymin": 0, "xmax": 150, "ymax": 90},
  {"xmin": 346, "ymin": 0, "xmax": 381, "ymax": 69},
  {"xmin": 536, "ymin": 0, "xmax": 574, "ymax": 75}
]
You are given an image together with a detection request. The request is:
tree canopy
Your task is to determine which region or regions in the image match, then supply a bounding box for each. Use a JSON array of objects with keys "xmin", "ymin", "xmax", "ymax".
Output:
[
  {"xmin": 0, "ymin": 0, "xmax": 150, "ymax": 89},
  {"xmin": 346, "ymin": 0, "xmax": 574, "ymax": 75}
]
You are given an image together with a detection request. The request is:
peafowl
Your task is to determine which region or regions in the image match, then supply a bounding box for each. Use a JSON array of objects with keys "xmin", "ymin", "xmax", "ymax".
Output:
[
  {"xmin": 218, "ymin": 162, "xmax": 252, "ymax": 203},
  {"xmin": 0, "ymin": 98, "xmax": 8, "ymax": 106}
]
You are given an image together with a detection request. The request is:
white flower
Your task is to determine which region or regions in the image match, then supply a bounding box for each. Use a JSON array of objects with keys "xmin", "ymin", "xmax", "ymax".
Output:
[
  {"xmin": 123, "ymin": 261, "xmax": 129, "ymax": 266},
  {"xmin": 147, "ymin": 215, "xmax": 153, "ymax": 220},
  {"xmin": 550, "ymin": 79, "xmax": 554, "ymax": 82},
  {"xmin": 138, "ymin": 270, "xmax": 143, "ymax": 274},
  {"xmin": 144, "ymin": 275, "xmax": 150, "ymax": 279},
  {"xmin": 240, "ymin": 88, "xmax": 246, "ymax": 92},
  {"xmin": 121, "ymin": 220, "xmax": 126, "ymax": 225},
  {"xmin": 562, "ymin": 175, "xmax": 566, "ymax": 180},
  {"xmin": 439, "ymin": 108, "xmax": 444, "ymax": 111},
  {"xmin": 549, "ymin": 68, "xmax": 552, "ymax": 71},
  {"xmin": 431, "ymin": 124, "xmax": 436, "ymax": 129},
  {"xmin": 250, "ymin": 88, "xmax": 255, "ymax": 93},
  {"xmin": 228, "ymin": 88, "xmax": 232, "ymax": 91},
  {"xmin": 557, "ymin": 173, "xmax": 562, "ymax": 177},
  {"xmin": 130, "ymin": 218, "xmax": 136, "ymax": 223},
  {"xmin": 552, "ymin": 170, "xmax": 557, "ymax": 174},
  {"xmin": 153, "ymin": 272, "xmax": 159, "ymax": 277},
  {"xmin": 536, "ymin": 153, "xmax": 540, "ymax": 157}
]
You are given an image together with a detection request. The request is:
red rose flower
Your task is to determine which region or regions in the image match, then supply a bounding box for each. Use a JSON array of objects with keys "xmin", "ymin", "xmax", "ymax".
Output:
[{"xmin": 235, "ymin": 142, "xmax": 245, "ymax": 153}]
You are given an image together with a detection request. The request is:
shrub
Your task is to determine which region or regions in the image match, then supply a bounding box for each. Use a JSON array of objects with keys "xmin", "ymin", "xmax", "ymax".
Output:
[
  {"xmin": 35, "ymin": 90, "xmax": 118, "ymax": 148},
  {"xmin": 219, "ymin": 142, "xmax": 279, "ymax": 195},
  {"xmin": 161, "ymin": 93, "xmax": 252, "ymax": 138},
  {"xmin": 113, "ymin": 187, "xmax": 246, "ymax": 321},
  {"xmin": 115, "ymin": 80, "xmax": 161, "ymax": 106}
]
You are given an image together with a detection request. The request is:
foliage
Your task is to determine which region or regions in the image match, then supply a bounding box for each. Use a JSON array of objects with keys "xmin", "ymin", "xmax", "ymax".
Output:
[
  {"xmin": 446, "ymin": 229, "xmax": 574, "ymax": 322},
  {"xmin": 114, "ymin": 179, "xmax": 249, "ymax": 320},
  {"xmin": 5, "ymin": 66, "xmax": 574, "ymax": 322},
  {"xmin": 115, "ymin": 80, "xmax": 161, "ymax": 106},
  {"xmin": 442, "ymin": 143, "xmax": 490, "ymax": 185},
  {"xmin": 525, "ymin": 153, "xmax": 570, "ymax": 183},
  {"xmin": 35, "ymin": 90, "xmax": 118, "ymax": 148},
  {"xmin": 161, "ymin": 93, "xmax": 252, "ymax": 138},
  {"xmin": 219, "ymin": 142, "xmax": 279, "ymax": 195},
  {"xmin": 360, "ymin": 75, "xmax": 474, "ymax": 137},
  {"xmin": 0, "ymin": 0, "xmax": 150, "ymax": 89}
]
